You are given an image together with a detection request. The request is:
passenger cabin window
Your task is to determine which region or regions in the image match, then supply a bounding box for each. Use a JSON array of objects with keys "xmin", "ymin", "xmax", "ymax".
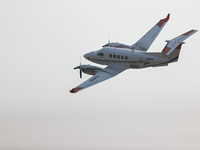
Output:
[{"xmin": 109, "ymin": 54, "xmax": 128, "ymax": 60}]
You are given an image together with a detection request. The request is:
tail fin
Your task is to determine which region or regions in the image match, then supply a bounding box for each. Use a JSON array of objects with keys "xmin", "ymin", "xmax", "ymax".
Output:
[
  {"xmin": 132, "ymin": 14, "xmax": 170, "ymax": 51},
  {"xmin": 162, "ymin": 29, "xmax": 198, "ymax": 62}
]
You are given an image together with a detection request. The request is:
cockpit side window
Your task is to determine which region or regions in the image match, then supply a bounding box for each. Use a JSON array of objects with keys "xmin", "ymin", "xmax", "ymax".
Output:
[{"xmin": 97, "ymin": 52, "xmax": 104, "ymax": 56}]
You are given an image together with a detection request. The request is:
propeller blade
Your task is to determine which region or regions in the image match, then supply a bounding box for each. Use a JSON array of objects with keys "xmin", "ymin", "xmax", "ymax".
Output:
[
  {"xmin": 80, "ymin": 69, "xmax": 82, "ymax": 78},
  {"xmin": 80, "ymin": 56, "xmax": 82, "ymax": 78},
  {"xmin": 74, "ymin": 56, "xmax": 83, "ymax": 78}
]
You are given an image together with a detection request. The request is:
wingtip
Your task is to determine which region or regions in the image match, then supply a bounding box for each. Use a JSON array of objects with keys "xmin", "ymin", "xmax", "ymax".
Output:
[
  {"xmin": 166, "ymin": 13, "xmax": 170, "ymax": 21},
  {"xmin": 70, "ymin": 87, "xmax": 83, "ymax": 93},
  {"xmin": 182, "ymin": 29, "xmax": 198, "ymax": 36},
  {"xmin": 157, "ymin": 13, "xmax": 170, "ymax": 27},
  {"xmin": 70, "ymin": 88, "xmax": 76, "ymax": 93}
]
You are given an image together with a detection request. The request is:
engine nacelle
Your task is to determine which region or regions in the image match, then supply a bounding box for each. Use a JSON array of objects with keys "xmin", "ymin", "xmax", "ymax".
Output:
[{"xmin": 74, "ymin": 65, "xmax": 104, "ymax": 75}]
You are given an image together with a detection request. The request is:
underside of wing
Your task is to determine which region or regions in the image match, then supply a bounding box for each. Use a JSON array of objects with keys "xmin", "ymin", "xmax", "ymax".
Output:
[{"xmin": 70, "ymin": 64, "xmax": 127, "ymax": 93}]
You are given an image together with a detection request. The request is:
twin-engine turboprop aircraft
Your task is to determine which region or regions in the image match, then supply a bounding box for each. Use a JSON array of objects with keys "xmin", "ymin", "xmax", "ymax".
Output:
[{"xmin": 70, "ymin": 14, "xmax": 197, "ymax": 93}]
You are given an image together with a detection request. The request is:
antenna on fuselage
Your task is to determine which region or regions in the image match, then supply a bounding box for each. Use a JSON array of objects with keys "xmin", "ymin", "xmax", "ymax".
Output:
[{"xmin": 108, "ymin": 34, "xmax": 110, "ymax": 43}]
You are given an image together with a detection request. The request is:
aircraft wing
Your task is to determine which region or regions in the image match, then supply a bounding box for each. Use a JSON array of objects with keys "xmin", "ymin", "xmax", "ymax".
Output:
[
  {"xmin": 132, "ymin": 14, "xmax": 170, "ymax": 51},
  {"xmin": 70, "ymin": 64, "xmax": 128, "ymax": 93}
]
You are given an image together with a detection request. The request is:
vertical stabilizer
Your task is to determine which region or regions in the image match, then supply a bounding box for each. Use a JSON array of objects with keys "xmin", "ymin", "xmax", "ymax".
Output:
[{"xmin": 132, "ymin": 14, "xmax": 170, "ymax": 51}]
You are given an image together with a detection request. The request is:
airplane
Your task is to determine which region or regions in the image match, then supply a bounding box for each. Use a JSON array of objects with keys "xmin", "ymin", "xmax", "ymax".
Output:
[{"xmin": 70, "ymin": 14, "xmax": 197, "ymax": 93}]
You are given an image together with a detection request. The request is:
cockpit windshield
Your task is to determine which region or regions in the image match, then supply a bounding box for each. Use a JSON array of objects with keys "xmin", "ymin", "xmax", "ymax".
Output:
[{"xmin": 102, "ymin": 43, "xmax": 109, "ymax": 47}]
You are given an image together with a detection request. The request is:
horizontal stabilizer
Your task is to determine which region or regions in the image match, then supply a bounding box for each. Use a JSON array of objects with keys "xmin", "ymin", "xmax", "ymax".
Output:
[{"xmin": 162, "ymin": 29, "xmax": 198, "ymax": 55}]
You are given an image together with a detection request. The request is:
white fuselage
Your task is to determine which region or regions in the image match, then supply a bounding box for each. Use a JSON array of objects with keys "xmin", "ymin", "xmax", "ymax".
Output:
[{"xmin": 84, "ymin": 47, "xmax": 168, "ymax": 69}]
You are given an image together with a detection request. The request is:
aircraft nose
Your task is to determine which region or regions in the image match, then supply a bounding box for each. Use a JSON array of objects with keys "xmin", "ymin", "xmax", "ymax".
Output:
[
  {"xmin": 84, "ymin": 54, "xmax": 87, "ymax": 59},
  {"xmin": 84, "ymin": 53, "xmax": 90, "ymax": 59}
]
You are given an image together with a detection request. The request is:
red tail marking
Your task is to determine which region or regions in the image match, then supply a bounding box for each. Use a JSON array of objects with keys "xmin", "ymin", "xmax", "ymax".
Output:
[
  {"xmin": 163, "ymin": 44, "xmax": 182, "ymax": 55},
  {"xmin": 157, "ymin": 14, "xmax": 170, "ymax": 28},
  {"xmin": 182, "ymin": 30, "xmax": 194, "ymax": 36},
  {"xmin": 163, "ymin": 47, "xmax": 171, "ymax": 55},
  {"xmin": 162, "ymin": 43, "xmax": 168, "ymax": 52},
  {"xmin": 176, "ymin": 44, "xmax": 182, "ymax": 49},
  {"xmin": 70, "ymin": 87, "xmax": 83, "ymax": 93}
]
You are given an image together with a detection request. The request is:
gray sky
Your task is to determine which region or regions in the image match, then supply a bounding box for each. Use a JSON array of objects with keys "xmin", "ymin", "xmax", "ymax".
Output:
[{"xmin": 0, "ymin": 0, "xmax": 200, "ymax": 150}]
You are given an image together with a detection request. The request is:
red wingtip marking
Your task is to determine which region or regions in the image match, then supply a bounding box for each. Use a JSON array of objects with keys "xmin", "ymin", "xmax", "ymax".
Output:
[
  {"xmin": 70, "ymin": 87, "xmax": 83, "ymax": 93},
  {"xmin": 157, "ymin": 14, "xmax": 170, "ymax": 28},
  {"xmin": 182, "ymin": 30, "xmax": 194, "ymax": 36},
  {"xmin": 163, "ymin": 47, "xmax": 171, "ymax": 55}
]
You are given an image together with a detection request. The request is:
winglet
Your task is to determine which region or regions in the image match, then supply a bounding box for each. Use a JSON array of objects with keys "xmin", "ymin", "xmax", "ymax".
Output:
[
  {"xmin": 157, "ymin": 14, "xmax": 170, "ymax": 27},
  {"xmin": 70, "ymin": 87, "xmax": 83, "ymax": 93}
]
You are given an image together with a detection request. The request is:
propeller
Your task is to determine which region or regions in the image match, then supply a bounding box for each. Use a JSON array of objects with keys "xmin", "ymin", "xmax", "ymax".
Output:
[
  {"xmin": 74, "ymin": 56, "xmax": 82, "ymax": 79},
  {"xmin": 79, "ymin": 64, "xmax": 82, "ymax": 79}
]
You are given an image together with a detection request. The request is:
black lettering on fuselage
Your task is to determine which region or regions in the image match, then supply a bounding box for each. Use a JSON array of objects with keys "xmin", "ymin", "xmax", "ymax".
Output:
[
  {"xmin": 130, "ymin": 65, "xmax": 139, "ymax": 68},
  {"xmin": 146, "ymin": 58, "xmax": 153, "ymax": 61}
]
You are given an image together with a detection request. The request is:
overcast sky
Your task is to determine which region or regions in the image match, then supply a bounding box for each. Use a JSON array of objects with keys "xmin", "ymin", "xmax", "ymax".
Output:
[{"xmin": 0, "ymin": 0, "xmax": 200, "ymax": 150}]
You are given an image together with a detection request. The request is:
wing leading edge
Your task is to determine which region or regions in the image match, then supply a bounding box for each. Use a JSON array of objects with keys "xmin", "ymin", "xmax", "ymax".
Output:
[{"xmin": 70, "ymin": 64, "xmax": 128, "ymax": 93}]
